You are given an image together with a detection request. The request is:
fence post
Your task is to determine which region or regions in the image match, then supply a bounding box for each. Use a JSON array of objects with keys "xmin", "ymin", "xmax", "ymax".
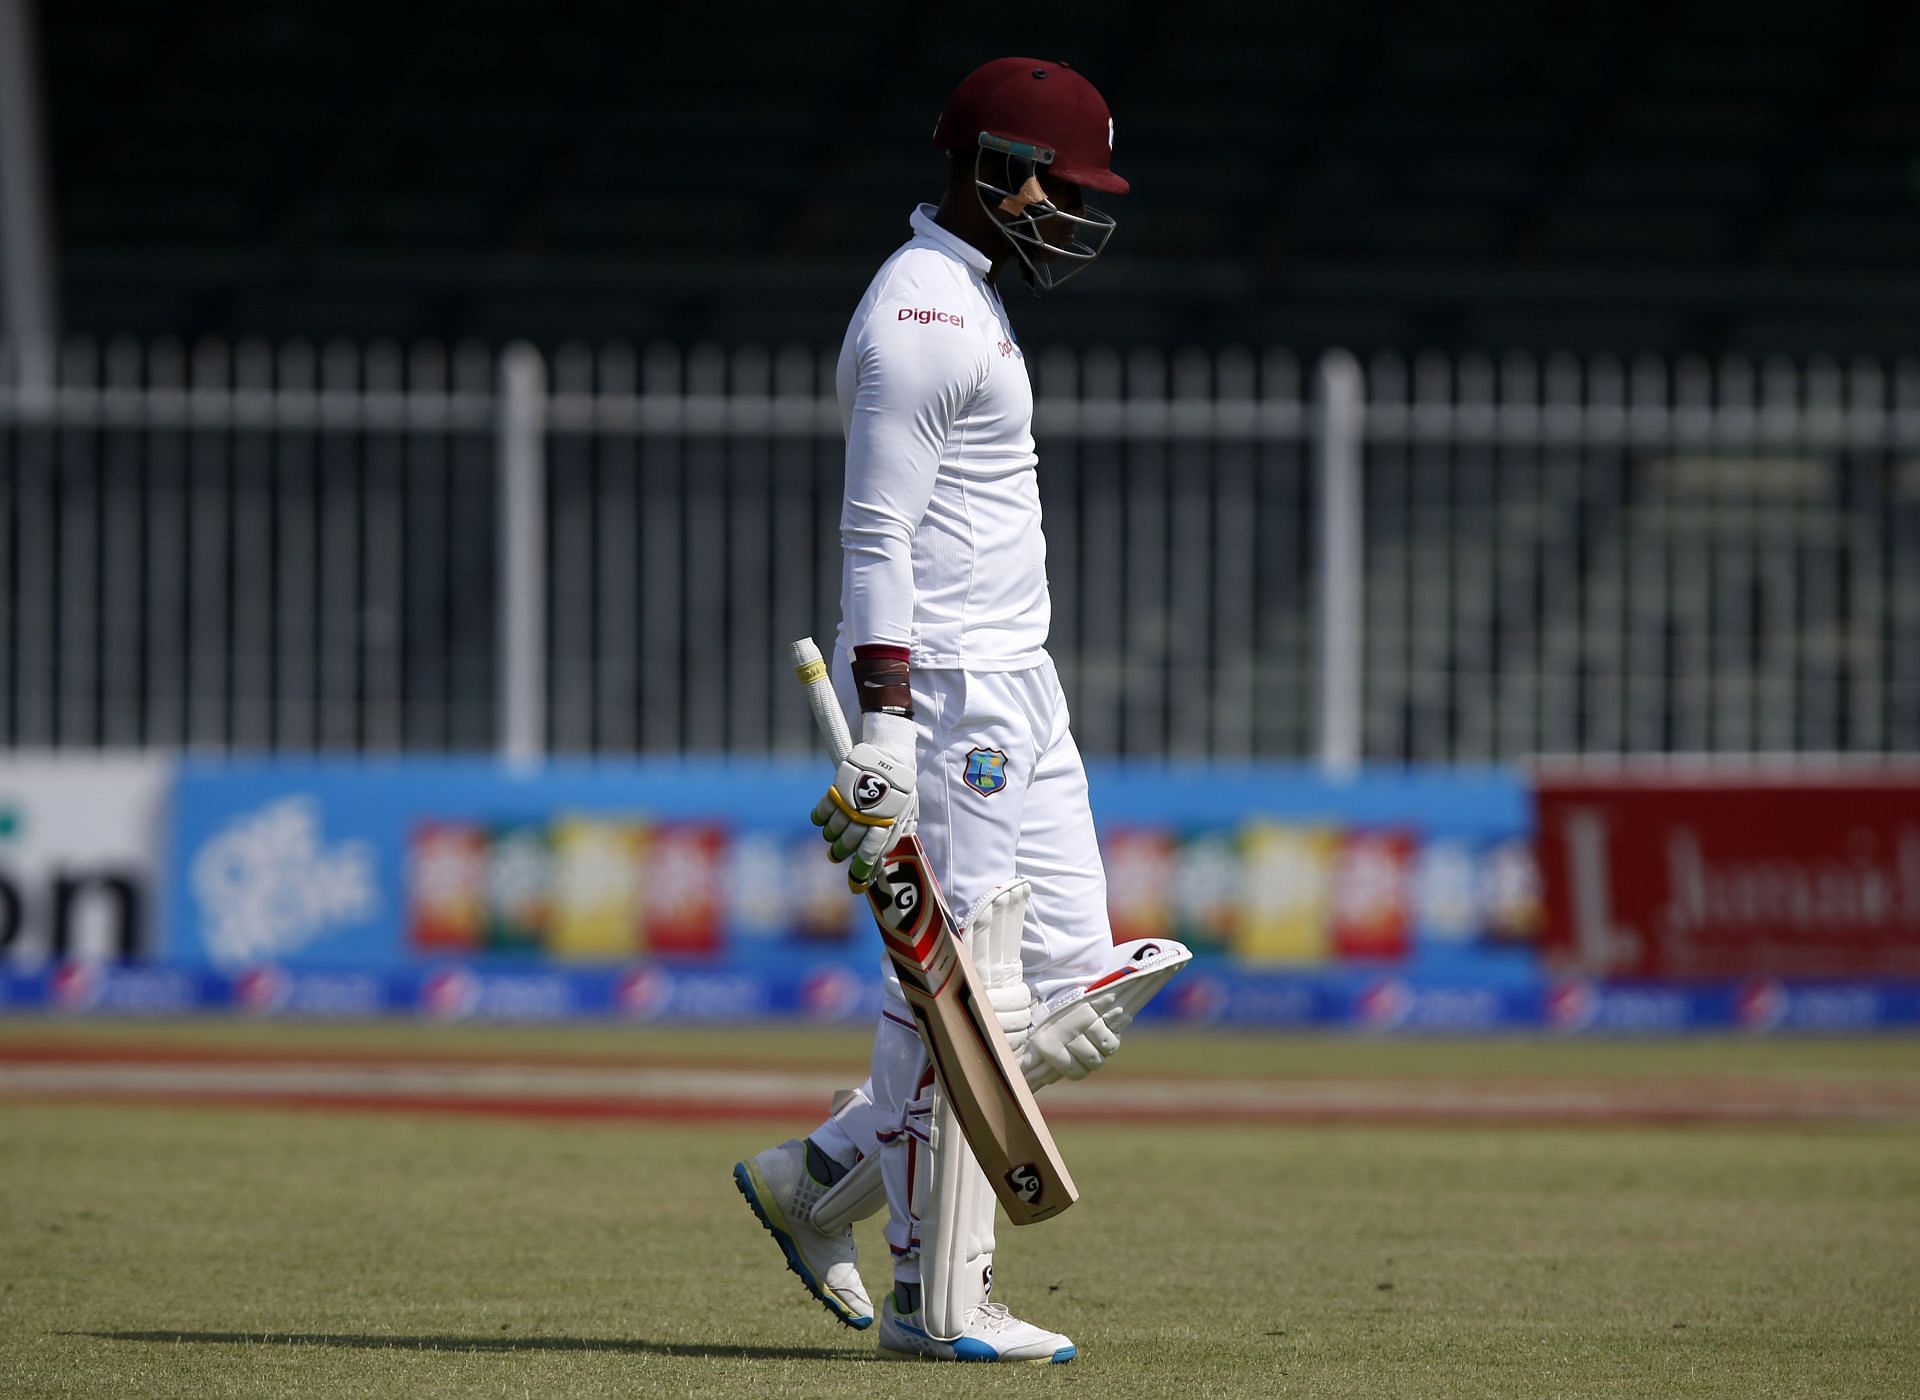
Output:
[
  {"xmin": 1315, "ymin": 350, "xmax": 1365, "ymax": 776},
  {"xmin": 0, "ymin": 0, "xmax": 59, "ymax": 394},
  {"xmin": 498, "ymin": 342, "xmax": 547, "ymax": 764}
]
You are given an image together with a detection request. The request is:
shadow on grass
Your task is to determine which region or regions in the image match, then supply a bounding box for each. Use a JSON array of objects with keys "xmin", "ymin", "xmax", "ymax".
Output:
[{"xmin": 81, "ymin": 1330, "xmax": 873, "ymax": 1362}]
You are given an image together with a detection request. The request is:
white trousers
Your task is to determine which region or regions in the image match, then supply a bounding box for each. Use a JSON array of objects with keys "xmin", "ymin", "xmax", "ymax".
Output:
[{"xmin": 814, "ymin": 650, "xmax": 1113, "ymax": 1275}]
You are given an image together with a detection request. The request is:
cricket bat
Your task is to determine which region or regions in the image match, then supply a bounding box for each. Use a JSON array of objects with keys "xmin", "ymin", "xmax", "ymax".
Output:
[{"xmin": 790, "ymin": 637, "xmax": 1077, "ymax": 1226}]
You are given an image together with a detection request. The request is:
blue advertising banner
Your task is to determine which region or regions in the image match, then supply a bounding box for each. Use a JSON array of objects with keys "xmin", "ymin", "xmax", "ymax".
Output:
[
  {"xmin": 166, "ymin": 758, "xmax": 875, "ymax": 973},
  {"xmin": 0, "ymin": 756, "xmax": 1846, "ymax": 1030},
  {"xmin": 163, "ymin": 759, "xmax": 1535, "ymax": 981},
  {"xmin": 5, "ymin": 963, "xmax": 1916, "ymax": 1032},
  {"xmin": 1092, "ymin": 764, "xmax": 1541, "ymax": 983},
  {"xmin": 0, "ymin": 753, "xmax": 1901, "ymax": 1029}
]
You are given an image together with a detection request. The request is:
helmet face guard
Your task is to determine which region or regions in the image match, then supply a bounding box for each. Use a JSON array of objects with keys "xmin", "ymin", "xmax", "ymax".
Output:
[{"xmin": 971, "ymin": 133, "xmax": 1116, "ymax": 291}]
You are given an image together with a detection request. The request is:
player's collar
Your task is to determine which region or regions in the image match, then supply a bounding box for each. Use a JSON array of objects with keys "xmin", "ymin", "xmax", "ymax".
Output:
[{"xmin": 909, "ymin": 204, "xmax": 993, "ymax": 279}]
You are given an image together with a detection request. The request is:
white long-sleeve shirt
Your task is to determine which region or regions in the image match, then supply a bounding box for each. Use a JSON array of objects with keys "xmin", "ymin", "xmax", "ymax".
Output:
[{"xmin": 834, "ymin": 204, "xmax": 1049, "ymax": 671}]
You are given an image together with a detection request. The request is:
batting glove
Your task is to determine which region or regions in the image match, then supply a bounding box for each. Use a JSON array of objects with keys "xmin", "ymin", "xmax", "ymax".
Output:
[{"xmin": 812, "ymin": 712, "xmax": 917, "ymax": 890}]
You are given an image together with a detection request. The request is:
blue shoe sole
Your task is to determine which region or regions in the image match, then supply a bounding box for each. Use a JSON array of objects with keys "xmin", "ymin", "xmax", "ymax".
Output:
[
  {"xmin": 877, "ymin": 1341, "xmax": 1078, "ymax": 1364},
  {"xmin": 880, "ymin": 1311, "xmax": 1077, "ymax": 1363},
  {"xmin": 732, "ymin": 1159, "xmax": 874, "ymax": 1331}
]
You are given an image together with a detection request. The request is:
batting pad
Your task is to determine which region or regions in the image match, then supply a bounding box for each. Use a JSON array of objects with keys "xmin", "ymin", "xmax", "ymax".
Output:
[{"xmin": 921, "ymin": 879, "xmax": 1029, "ymax": 1338}]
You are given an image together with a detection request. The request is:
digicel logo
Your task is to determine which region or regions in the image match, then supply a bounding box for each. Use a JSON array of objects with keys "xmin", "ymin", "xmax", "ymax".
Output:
[{"xmin": 898, "ymin": 307, "xmax": 965, "ymax": 328}]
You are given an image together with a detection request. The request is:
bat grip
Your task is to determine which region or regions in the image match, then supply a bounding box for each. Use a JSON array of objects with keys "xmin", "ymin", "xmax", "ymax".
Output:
[{"xmin": 790, "ymin": 636, "xmax": 853, "ymax": 763}]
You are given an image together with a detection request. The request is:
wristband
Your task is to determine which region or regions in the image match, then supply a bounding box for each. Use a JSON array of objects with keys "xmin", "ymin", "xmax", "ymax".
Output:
[{"xmin": 851, "ymin": 643, "xmax": 913, "ymax": 717}]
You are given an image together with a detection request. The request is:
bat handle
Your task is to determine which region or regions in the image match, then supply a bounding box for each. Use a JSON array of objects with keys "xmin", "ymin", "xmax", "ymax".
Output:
[
  {"xmin": 790, "ymin": 636, "xmax": 853, "ymax": 764},
  {"xmin": 791, "ymin": 636, "xmax": 899, "ymax": 898}
]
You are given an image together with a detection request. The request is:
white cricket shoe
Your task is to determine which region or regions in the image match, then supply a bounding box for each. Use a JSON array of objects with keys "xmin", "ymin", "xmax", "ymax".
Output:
[
  {"xmin": 878, "ymin": 1290, "xmax": 1076, "ymax": 1364},
  {"xmin": 732, "ymin": 1139, "xmax": 874, "ymax": 1329}
]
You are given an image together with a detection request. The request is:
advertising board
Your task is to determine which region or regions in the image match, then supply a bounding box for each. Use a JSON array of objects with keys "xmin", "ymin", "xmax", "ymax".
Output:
[
  {"xmin": 162, "ymin": 760, "xmax": 1538, "ymax": 980},
  {"xmin": 0, "ymin": 755, "xmax": 172, "ymax": 969},
  {"xmin": 1534, "ymin": 766, "xmax": 1920, "ymax": 980},
  {"xmin": 1, "ymin": 755, "xmax": 1909, "ymax": 1029},
  {"xmin": 166, "ymin": 759, "xmax": 867, "ymax": 973}
]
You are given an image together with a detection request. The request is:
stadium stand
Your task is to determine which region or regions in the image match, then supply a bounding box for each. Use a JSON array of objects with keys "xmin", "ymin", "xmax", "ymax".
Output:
[{"xmin": 38, "ymin": 0, "xmax": 1920, "ymax": 354}]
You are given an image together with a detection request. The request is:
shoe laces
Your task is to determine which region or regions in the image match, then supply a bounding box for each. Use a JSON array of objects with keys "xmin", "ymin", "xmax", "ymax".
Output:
[{"xmin": 968, "ymin": 1302, "xmax": 1012, "ymax": 1331}]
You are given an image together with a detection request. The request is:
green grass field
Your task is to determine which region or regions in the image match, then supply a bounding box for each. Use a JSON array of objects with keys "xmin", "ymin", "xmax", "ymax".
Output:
[{"xmin": 3, "ymin": 1021, "xmax": 1918, "ymax": 1397}]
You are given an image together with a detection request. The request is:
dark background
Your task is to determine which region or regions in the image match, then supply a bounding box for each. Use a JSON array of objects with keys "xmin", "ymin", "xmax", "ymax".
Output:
[{"xmin": 38, "ymin": 0, "xmax": 1920, "ymax": 353}]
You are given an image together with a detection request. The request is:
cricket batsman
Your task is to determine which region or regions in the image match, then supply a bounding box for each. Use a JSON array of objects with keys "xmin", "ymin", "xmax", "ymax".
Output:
[{"xmin": 733, "ymin": 57, "xmax": 1189, "ymax": 1363}]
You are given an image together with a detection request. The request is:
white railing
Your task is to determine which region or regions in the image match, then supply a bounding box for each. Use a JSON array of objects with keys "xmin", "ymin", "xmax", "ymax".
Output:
[{"xmin": 1, "ymin": 338, "xmax": 1916, "ymax": 764}]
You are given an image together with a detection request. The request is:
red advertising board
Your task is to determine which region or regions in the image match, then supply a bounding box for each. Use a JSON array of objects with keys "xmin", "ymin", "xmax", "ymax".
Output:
[{"xmin": 1533, "ymin": 766, "xmax": 1920, "ymax": 979}]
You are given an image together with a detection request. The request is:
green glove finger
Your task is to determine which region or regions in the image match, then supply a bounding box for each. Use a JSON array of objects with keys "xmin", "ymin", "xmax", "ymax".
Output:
[{"xmin": 857, "ymin": 825, "xmax": 891, "ymax": 872}]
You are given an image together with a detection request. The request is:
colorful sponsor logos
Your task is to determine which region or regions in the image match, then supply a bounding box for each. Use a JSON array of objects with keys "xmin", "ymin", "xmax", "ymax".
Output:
[
  {"xmin": 405, "ymin": 817, "xmax": 856, "ymax": 962},
  {"xmin": 1105, "ymin": 829, "xmax": 1178, "ymax": 943},
  {"xmin": 1103, "ymin": 823, "xmax": 1540, "ymax": 967}
]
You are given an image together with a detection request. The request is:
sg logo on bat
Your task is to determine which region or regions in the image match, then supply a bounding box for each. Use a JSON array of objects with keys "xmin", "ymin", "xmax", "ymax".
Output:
[
  {"xmin": 869, "ymin": 855, "xmax": 928, "ymax": 936},
  {"xmin": 1005, "ymin": 1163, "xmax": 1044, "ymax": 1204}
]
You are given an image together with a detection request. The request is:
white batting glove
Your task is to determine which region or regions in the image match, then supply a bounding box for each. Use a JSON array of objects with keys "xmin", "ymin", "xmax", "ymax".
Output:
[
  {"xmin": 811, "ymin": 711, "xmax": 918, "ymax": 890},
  {"xmin": 1020, "ymin": 993, "xmax": 1124, "ymax": 1085},
  {"xmin": 1018, "ymin": 939, "xmax": 1193, "ymax": 1090}
]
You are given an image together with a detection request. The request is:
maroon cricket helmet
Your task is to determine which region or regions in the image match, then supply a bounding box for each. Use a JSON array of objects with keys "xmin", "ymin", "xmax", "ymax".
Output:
[{"xmin": 933, "ymin": 58, "xmax": 1129, "ymax": 195}]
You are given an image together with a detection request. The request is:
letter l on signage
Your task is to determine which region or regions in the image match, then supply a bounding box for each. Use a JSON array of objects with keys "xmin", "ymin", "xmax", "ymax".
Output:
[{"xmin": 1563, "ymin": 808, "xmax": 1641, "ymax": 971}]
